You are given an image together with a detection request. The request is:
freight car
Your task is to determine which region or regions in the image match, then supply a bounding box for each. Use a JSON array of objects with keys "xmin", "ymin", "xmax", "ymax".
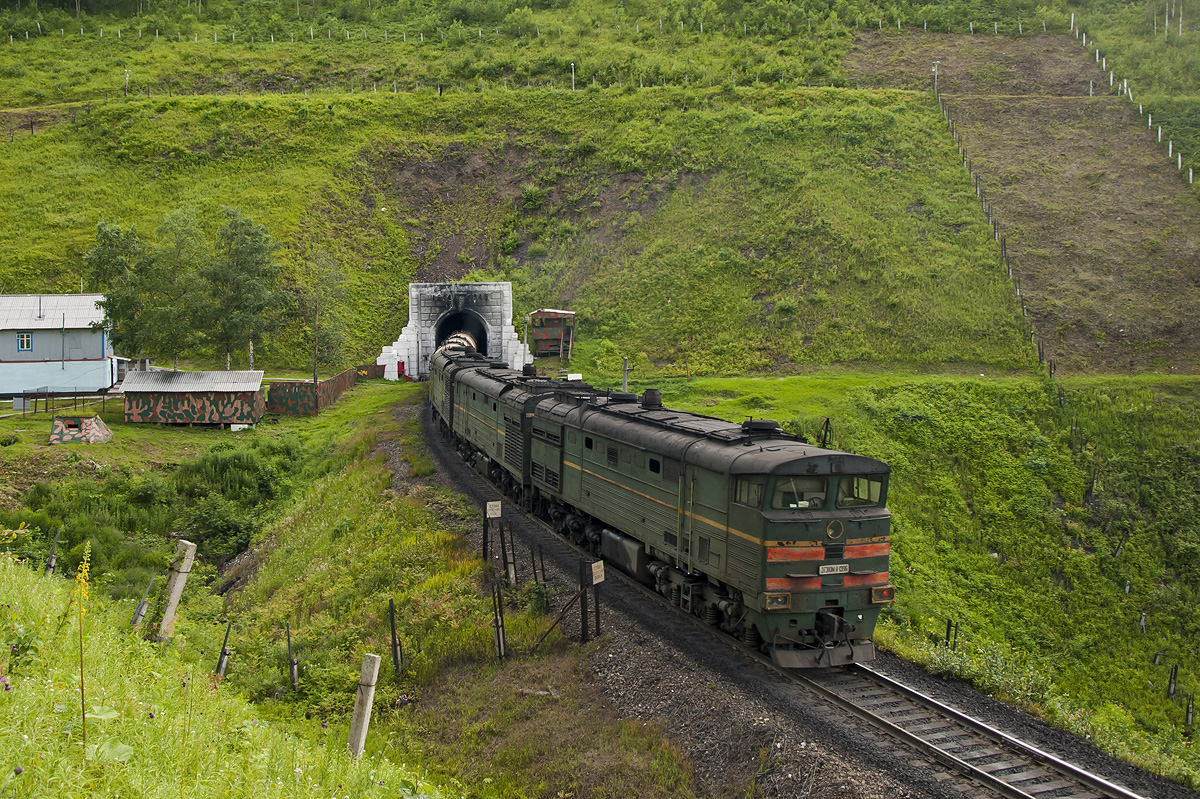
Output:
[{"xmin": 429, "ymin": 341, "xmax": 894, "ymax": 667}]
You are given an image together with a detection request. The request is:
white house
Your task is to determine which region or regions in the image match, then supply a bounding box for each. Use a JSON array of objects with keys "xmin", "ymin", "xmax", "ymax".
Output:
[{"xmin": 0, "ymin": 294, "xmax": 119, "ymax": 397}]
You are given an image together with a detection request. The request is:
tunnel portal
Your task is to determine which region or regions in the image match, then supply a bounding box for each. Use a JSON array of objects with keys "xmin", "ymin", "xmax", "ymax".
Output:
[{"xmin": 377, "ymin": 282, "xmax": 530, "ymax": 380}]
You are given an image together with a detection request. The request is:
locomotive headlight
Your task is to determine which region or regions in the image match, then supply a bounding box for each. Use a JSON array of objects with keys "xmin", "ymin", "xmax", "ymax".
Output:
[
  {"xmin": 764, "ymin": 592, "xmax": 791, "ymax": 611},
  {"xmin": 871, "ymin": 586, "xmax": 896, "ymax": 604}
]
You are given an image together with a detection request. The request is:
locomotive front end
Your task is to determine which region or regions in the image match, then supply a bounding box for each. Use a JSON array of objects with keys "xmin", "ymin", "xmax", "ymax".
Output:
[{"xmin": 736, "ymin": 449, "xmax": 893, "ymax": 668}]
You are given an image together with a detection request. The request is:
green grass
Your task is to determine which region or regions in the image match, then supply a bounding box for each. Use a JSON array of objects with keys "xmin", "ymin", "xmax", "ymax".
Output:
[
  {"xmin": 657, "ymin": 371, "xmax": 1200, "ymax": 786},
  {"xmin": 0, "ymin": 553, "xmax": 444, "ymax": 798}
]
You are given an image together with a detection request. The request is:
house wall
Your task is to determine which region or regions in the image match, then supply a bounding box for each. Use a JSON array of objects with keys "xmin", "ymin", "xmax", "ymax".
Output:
[
  {"xmin": 1, "ymin": 328, "xmax": 110, "ymax": 363},
  {"xmin": 0, "ymin": 358, "xmax": 119, "ymax": 397},
  {"xmin": 124, "ymin": 390, "xmax": 266, "ymax": 425}
]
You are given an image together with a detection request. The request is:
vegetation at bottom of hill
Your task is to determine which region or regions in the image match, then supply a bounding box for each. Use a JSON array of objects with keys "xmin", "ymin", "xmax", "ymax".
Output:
[
  {"xmin": 204, "ymin": 393, "xmax": 696, "ymax": 796},
  {"xmin": 0, "ymin": 382, "xmax": 403, "ymax": 598},
  {"xmin": 0, "ymin": 553, "xmax": 443, "ymax": 798},
  {"xmin": 0, "ymin": 383, "xmax": 702, "ymax": 797},
  {"xmin": 657, "ymin": 371, "xmax": 1200, "ymax": 787},
  {"xmin": 0, "ymin": 88, "xmax": 1035, "ymax": 374}
]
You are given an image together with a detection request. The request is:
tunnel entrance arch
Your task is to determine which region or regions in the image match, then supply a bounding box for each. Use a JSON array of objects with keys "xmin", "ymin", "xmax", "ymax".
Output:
[
  {"xmin": 375, "ymin": 282, "xmax": 531, "ymax": 380},
  {"xmin": 435, "ymin": 309, "xmax": 489, "ymax": 356}
]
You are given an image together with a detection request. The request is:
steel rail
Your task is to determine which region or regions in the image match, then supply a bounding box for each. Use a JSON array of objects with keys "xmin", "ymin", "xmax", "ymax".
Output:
[
  {"xmin": 849, "ymin": 664, "xmax": 1148, "ymax": 799},
  {"xmin": 423, "ymin": 405, "xmax": 1149, "ymax": 799}
]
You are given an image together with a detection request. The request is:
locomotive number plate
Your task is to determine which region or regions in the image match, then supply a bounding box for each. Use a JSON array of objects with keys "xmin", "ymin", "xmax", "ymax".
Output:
[{"xmin": 819, "ymin": 564, "xmax": 850, "ymax": 575}]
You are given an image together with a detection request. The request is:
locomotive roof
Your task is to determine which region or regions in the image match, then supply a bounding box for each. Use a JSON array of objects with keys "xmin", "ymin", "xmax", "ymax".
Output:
[
  {"xmin": 537, "ymin": 391, "xmax": 888, "ymax": 477},
  {"xmin": 434, "ymin": 354, "xmax": 888, "ymax": 476}
]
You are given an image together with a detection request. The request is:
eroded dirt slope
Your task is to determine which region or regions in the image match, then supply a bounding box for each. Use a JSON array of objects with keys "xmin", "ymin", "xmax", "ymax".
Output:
[{"xmin": 847, "ymin": 32, "xmax": 1200, "ymax": 373}]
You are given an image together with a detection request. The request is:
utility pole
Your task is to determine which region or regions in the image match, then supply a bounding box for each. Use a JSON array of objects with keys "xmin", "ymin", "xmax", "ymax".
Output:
[{"xmin": 932, "ymin": 61, "xmax": 940, "ymax": 96}]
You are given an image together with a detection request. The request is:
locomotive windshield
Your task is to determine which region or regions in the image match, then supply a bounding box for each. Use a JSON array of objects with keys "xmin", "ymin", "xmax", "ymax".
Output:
[
  {"xmin": 770, "ymin": 477, "xmax": 828, "ymax": 509},
  {"xmin": 836, "ymin": 475, "xmax": 885, "ymax": 508}
]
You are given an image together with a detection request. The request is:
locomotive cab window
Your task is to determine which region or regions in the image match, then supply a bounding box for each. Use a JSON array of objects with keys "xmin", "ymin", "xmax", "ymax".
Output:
[
  {"xmin": 649, "ymin": 458, "xmax": 661, "ymax": 474},
  {"xmin": 771, "ymin": 477, "xmax": 828, "ymax": 509},
  {"xmin": 837, "ymin": 476, "xmax": 884, "ymax": 508},
  {"xmin": 734, "ymin": 479, "xmax": 766, "ymax": 508},
  {"xmin": 584, "ymin": 436, "xmax": 594, "ymax": 450}
]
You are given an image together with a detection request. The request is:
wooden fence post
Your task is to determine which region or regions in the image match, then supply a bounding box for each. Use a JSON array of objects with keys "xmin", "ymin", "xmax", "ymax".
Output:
[
  {"xmin": 348, "ymin": 654, "xmax": 382, "ymax": 758},
  {"xmin": 156, "ymin": 540, "xmax": 196, "ymax": 641}
]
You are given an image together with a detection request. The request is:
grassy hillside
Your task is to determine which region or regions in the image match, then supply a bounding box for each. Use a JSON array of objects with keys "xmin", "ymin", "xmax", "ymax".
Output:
[
  {"xmin": 0, "ymin": 384, "xmax": 700, "ymax": 797},
  {"xmin": 656, "ymin": 370, "xmax": 1200, "ymax": 786},
  {"xmin": 0, "ymin": 87, "xmax": 1034, "ymax": 373}
]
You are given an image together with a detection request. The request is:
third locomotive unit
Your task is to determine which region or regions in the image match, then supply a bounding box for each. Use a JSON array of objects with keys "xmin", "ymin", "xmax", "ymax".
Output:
[{"xmin": 430, "ymin": 338, "xmax": 894, "ymax": 668}]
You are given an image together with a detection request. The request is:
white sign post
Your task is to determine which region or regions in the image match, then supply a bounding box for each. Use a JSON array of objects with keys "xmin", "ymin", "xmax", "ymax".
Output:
[
  {"xmin": 591, "ymin": 561, "xmax": 605, "ymax": 585},
  {"xmin": 486, "ymin": 501, "xmax": 502, "ymax": 519}
]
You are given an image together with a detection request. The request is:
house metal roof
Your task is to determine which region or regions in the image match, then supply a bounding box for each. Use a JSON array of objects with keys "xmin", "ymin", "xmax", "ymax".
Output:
[
  {"xmin": 121, "ymin": 370, "xmax": 264, "ymax": 393},
  {"xmin": 0, "ymin": 294, "xmax": 106, "ymax": 331}
]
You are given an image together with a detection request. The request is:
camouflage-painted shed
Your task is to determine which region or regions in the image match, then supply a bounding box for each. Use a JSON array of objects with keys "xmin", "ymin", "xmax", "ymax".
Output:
[{"xmin": 122, "ymin": 370, "xmax": 265, "ymax": 427}]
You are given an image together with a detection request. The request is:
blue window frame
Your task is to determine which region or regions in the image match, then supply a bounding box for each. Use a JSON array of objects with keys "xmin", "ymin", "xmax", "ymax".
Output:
[{"xmin": 17, "ymin": 332, "xmax": 32, "ymax": 351}]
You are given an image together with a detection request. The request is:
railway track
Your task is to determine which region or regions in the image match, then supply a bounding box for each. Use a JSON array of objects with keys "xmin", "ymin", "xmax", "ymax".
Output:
[
  {"xmin": 801, "ymin": 666, "xmax": 1147, "ymax": 799},
  {"xmin": 420, "ymin": 403, "xmax": 1152, "ymax": 799}
]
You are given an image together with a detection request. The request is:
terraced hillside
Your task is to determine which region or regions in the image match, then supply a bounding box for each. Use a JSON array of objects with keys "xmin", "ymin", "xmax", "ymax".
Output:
[{"xmin": 848, "ymin": 31, "xmax": 1200, "ymax": 373}]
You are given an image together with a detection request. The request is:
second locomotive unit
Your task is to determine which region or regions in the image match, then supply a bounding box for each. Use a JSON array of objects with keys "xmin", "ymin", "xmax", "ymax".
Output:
[{"xmin": 430, "ymin": 339, "xmax": 894, "ymax": 667}]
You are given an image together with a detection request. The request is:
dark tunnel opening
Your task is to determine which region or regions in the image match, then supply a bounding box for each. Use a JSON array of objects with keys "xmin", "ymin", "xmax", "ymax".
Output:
[{"xmin": 435, "ymin": 310, "xmax": 489, "ymax": 356}]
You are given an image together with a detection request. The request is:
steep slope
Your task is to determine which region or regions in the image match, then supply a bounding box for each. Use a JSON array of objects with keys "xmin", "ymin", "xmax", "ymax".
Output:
[{"xmin": 847, "ymin": 31, "xmax": 1200, "ymax": 373}]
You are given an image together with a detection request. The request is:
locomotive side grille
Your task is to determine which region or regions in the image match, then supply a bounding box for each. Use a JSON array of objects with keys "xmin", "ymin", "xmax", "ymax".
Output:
[
  {"xmin": 504, "ymin": 416, "xmax": 523, "ymax": 469},
  {"xmin": 532, "ymin": 426, "xmax": 562, "ymax": 445},
  {"xmin": 825, "ymin": 543, "xmax": 845, "ymax": 559},
  {"xmin": 531, "ymin": 461, "xmax": 560, "ymax": 489},
  {"xmin": 607, "ymin": 445, "xmax": 618, "ymax": 467}
]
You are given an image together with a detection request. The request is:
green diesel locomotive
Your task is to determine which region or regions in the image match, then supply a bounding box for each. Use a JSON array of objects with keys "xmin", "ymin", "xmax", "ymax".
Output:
[{"xmin": 430, "ymin": 343, "xmax": 894, "ymax": 667}]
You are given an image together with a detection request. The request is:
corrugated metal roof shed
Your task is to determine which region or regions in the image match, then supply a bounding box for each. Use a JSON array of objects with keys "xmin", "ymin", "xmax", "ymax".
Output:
[
  {"xmin": 0, "ymin": 294, "xmax": 106, "ymax": 330},
  {"xmin": 122, "ymin": 370, "xmax": 264, "ymax": 393}
]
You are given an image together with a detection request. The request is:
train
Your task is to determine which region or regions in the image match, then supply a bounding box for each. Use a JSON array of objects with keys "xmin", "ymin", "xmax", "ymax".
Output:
[{"xmin": 429, "ymin": 337, "xmax": 894, "ymax": 667}]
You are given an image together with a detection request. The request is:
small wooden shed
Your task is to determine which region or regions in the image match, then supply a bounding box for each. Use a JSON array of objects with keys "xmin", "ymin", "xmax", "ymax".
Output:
[
  {"xmin": 526, "ymin": 309, "xmax": 575, "ymax": 358},
  {"xmin": 122, "ymin": 370, "xmax": 265, "ymax": 427}
]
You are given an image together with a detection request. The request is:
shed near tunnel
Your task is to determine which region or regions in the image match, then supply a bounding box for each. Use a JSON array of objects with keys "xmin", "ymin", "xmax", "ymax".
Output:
[
  {"xmin": 377, "ymin": 282, "xmax": 531, "ymax": 380},
  {"xmin": 122, "ymin": 370, "xmax": 265, "ymax": 427}
]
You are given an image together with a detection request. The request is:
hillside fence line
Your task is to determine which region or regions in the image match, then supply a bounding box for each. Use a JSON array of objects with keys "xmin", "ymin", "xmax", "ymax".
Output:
[
  {"xmin": 1, "ymin": 15, "xmax": 1080, "ymax": 107},
  {"xmin": 932, "ymin": 11, "xmax": 1200, "ymax": 379}
]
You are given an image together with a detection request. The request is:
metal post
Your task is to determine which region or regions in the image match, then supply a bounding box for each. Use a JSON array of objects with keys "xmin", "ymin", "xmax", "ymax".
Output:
[
  {"xmin": 492, "ymin": 583, "xmax": 507, "ymax": 660},
  {"xmin": 571, "ymin": 62, "xmax": 575, "ymax": 91},
  {"xmin": 45, "ymin": 526, "xmax": 62, "ymax": 575},
  {"xmin": 622, "ymin": 357, "xmax": 629, "ymax": 392},
  {"xmin": 499, "ymin": 520, "xmax": 510, "ymax": 584},
  {"xmin": 593, "ymin": 579, "xmax": 600, "ymax": 636},
  {"xmin": 579, "ymin": 559, "xmax": 589, "ymax": 644},
  {"xmin": 389, "ymin": 598, "xmax": 404, "ymax": 676},
  {"xmin": 482, "ymin": 516, "xmax": 490, "ymax": 562},
  {"xmin": 287, "ymin": 622, "xmax": 299, "ymax": 689},
  {"xmin": 215, "ymin": 621, "xmax": 232, "ymax": 677},
  {"xmin": 347, "ymin": 654, "xmax": 382, "ymax": 758},
  {"xmin": 130, "ymin": 574, "xmax": 155, "ymax": 626}
]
